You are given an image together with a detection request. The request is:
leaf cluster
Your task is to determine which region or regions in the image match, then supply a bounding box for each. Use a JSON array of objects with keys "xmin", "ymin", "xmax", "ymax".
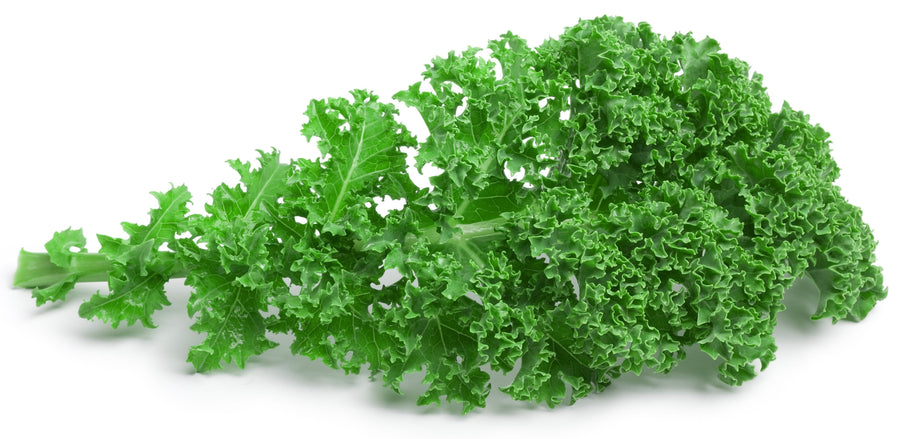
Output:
[{"xmin": 22, "ymin": 16, "xmax": 886, "ymax": 412}]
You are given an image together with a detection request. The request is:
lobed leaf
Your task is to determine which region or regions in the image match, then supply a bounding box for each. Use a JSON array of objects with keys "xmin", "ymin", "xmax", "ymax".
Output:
[
  {"xmin": 21, "ymin": 15, "xmax": 887, "ymax": 413},
  {"xmin": 79, "ymin": 185, "xmax": 192, "ymax": 328}
]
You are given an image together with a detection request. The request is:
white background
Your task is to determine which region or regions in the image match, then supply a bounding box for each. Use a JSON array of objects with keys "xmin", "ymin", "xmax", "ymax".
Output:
[{"xmin": 1, "ymin": 1, "xmax": 897, "ymax": 437}]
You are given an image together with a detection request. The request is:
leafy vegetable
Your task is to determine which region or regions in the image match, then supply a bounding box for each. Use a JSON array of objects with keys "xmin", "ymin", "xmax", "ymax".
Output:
[{"xmin": 13, "ymin": 16, "xmax": 886, "ymax": 412}]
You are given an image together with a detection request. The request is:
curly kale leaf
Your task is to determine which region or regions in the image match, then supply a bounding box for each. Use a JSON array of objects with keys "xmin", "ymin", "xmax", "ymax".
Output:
[
  {"xmin": 16, "ymin": 16, "xmax": 886, "ymax": 413},
  {"xmin": 79, "ymin": 185, "xmax": 192, "ymax": 328}
]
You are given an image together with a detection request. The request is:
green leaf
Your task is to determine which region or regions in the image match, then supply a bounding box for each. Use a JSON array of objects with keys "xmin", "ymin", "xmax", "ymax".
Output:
[
  {"xmin": 301, "ymin": 89, "xmax": 417, "ymax": 234},
  {"xmin": 186, "ymin": 272, "xmax": 278, "ymax": 371},
  {"xmin": 13, "ymin": 15, "xmax": 887, "ymax": 413},
  {"xmin": 80, "ymin": 185, "xmax": 192, "ymax": 328},
  {"xmin": 78, "ymin": 271, "xmax": 171, "ymax": 329},
  {"xmin": 44, "ymin": 228, "xmax": 87, "ymax": 268},
  {"xmin": 31, "ymin": 228, "xmax": 89, "ymax": 305}
]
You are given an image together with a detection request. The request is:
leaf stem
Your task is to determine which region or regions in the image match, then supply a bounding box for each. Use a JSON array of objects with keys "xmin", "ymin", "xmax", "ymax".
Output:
[
  {"xmin": 13, "ymin": 249, "xmax": 187, "ymax": 289},
  {"xmin": 14, "ymin": 217, "xmax": 508, "ymax": 290},
  {"xmin": 13, "ymin": 250, "xmax": 112, "ymax": 288}
]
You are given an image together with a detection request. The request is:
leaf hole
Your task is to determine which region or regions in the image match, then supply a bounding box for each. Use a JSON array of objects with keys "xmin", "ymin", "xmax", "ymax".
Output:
[
  {"xmin": 455, "ymin": 96, "xmax": 468, "ymax": 117},
  {"xmin": 570, "ymin": 275, "xmax": 580, "ymax": 300},
  {"xmin": 373, "ymin": 195, "xmax": 406, "ymax": 216},
  {"xmin": 373, "ymin": 267, "xmax": 402, "ymax": 289},
  {"xmin": 503, "ymin": 161, "xmax": 525, "ymax": 181}
]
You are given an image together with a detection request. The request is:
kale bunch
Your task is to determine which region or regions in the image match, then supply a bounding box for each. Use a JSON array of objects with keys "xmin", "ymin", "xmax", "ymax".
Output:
[{"xmin": 15, "ymin": 16, "xmax": 886, "ymax": 412}]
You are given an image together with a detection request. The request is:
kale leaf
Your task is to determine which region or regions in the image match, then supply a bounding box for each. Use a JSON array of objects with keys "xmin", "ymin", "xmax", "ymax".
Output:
[{"xmin": 14, "ymin": 16, "xmax": 886, "ymax": 413}]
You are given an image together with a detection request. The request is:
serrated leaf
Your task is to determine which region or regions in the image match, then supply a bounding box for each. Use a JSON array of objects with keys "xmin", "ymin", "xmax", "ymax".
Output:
[
  {"xmin": 301, "ymin": 89, "xmax": 416, "ymax": 232},
  {"xmin": 44, "ymin": 228, "xmax": 87, "ymax": 267},
  {"xmin": 83, "ymin": 185, "xmax": 192, "ymax": 328},
  {"xmin": 31, "ymin": 228, "xmax": 90, "ymax": 305},
  {"xmin": 78, "ymin": 271, "xmax": 170, "ymax": 328},
  {"xmin": 186, "ymin": 272, "xmax": 277, "ymax": 372},
  {"xmin": 14, "ymin": 15, "xmax": 888, "ymax": 413}
]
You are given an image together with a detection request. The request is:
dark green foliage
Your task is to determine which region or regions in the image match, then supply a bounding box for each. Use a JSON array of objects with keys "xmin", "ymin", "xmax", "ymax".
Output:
[{"xmin": 15, "ymin": 16, "xmax": 886, "ymax": 412}]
